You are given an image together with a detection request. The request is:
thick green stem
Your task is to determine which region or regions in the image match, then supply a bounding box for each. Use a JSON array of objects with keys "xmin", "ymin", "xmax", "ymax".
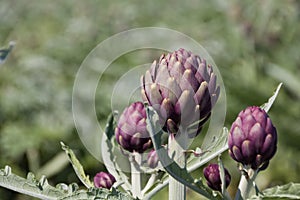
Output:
[
  {"xmin": 235, "ymin": 168, "xmax": 257, "ymax": 200},
  {"xmin": 168, "ymin": 132, "xmax": 189, "ymax": 200},
  {"xmin": 130, "ymin": 152, "xmax": 142, "ymax": 199}
]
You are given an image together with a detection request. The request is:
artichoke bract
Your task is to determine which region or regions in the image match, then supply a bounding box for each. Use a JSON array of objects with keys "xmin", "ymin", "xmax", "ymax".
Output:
[
  {"xmin": 93, "ymin": 172, "xmax": 116, "ymax": 189},
  {"xmin": 141, "ymin": 48, "xmax": 220, "ymax": 137},
  {"xmin": 147, "ymin": 149, "xmax": 159, "ymax": 168},
  {"xmin": 115, "ymin": 101, "xmax": 152, "ymax": 153},
  {"xmin": 228, "ymin": 106, "xmax": 277, "ymax": 170},
  {"xmin": 203, "ymin": 163, "xmax": 231, "ymax": 192}
]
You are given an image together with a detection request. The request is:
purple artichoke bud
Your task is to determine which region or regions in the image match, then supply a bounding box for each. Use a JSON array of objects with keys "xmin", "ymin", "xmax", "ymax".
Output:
[
  {"xmin": 115, "ymin": 101, "xmax": 152, "ymax": 153},
  {"xmin": 94, "ymin": 172, "xmax": 116, "ymax": 189},
  {"xmin": 228, "ymin": 106, "xmax": 277, "ymax": 170},
  {"xmin": 141, "ymin": 48, "xmax": 220, "ymax": 137},
  {"xmin": 147, "ymin": 149, "xmax": 159, "ymax": 168},
  {"xmin": 203, "ymin": 163, "xmax": 231, "ymax": 192}
]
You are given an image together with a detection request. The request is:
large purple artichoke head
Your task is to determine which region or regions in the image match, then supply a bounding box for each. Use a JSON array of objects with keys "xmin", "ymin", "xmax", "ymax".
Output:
[
  {"xmin": 141, "ymin": 48, "xmax": 220, "ymax": 137},
  {"xmin": 115, "ymin": 101, "xmax": 152, "ymax": 153},
  {"xmin": 93, "ymin": 172, "xmax": 116, "ymax": 189},
  {"xmin": 203, "ymin": 163, "xmax": 231, "ymax": 192},
  {"xmin": 228, "ymin": 106, "xmax": 277, "ymax": 170}
]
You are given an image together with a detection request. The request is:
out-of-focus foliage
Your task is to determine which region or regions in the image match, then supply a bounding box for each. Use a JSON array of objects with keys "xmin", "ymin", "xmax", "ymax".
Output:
[{"xmin": 0, "ymin": 0, "xmax": 299, "ymax": 199}]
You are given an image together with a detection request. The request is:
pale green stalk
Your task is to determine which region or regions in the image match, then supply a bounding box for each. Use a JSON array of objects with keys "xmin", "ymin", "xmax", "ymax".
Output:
[
  {"xmin": 235, "ymin": 168, "xmax": 258, "ymax": 200},
  {"xmin": 168, "ymin": 132, "xmax": 189, "ymax": 200},
  {"xmin": 130, "ymin": 152, "xmax": 142, "ymax": 199}
]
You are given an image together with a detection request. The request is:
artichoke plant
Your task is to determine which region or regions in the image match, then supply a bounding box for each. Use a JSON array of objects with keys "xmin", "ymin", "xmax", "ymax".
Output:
[
  {"xmin": 141, "ymin": 48, "xmax": 220, "ymax": 137},
  {"xmin": 228, "ymin": 106, "xmax": 277, "ymax": 170},
  {"xmin": 115, "ymin": 101, "xmax": 152, "ymax": 153},
  {"xmin": 203, "ymin": 163, "xmax": 231, "ymax": 192},
  {"xmin": 93, "ymin": 172, "xmax": 116, "ymax": 189}
]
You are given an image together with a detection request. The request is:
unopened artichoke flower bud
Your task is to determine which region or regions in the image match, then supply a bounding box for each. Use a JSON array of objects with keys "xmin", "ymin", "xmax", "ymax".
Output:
[
  {"xmin": 115, "ymin": 101, "xmax": 152, "ymax": 153},
  {"xmin": 203, "ymin": 163, "xmax": 231, "ymax": 192},
  {"xmin": 228, "ymin": 106, "xmax": 277, "ymax": 170},
  {"xmin": 141, "ymin": 48, "xmax": 220, "ymax": 137},
  {"xmin": 94, "ymin": 172, "xmax": 116, "ymax": 189},
  {"xmin": 147, "ymin": 149, "xmax": 159, "ymax": 168}
]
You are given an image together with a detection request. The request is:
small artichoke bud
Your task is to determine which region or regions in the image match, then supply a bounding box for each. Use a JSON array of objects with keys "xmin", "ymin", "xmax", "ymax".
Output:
[
  {"xmin": 147, "ymin": 149, "xmax": 159, "ymax": 168},
  {"xmin": 115, "ymin": 101, "xmax": 152, "ymax": 153},
  {"xmin": 141, "ymin": 48, "xmax": 220, "ymax": 137},
  {"xmin": 203, "ymin": 163, "xmax": 231, "ymax": 192},
  {"xmin": 93, "ymin": 172, "xmax": 116, "ymax": 189},
  {"xmin": 228, "ymin": 106, "xmax": 277, "ymax": 170}
]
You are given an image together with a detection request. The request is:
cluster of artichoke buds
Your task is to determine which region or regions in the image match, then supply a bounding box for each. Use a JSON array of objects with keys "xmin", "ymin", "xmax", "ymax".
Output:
[
  {"xmin": 141, "ymin": 48, "xmax": 220, "ymax": 137},
  {"xmin": 113, "ymin": 48, "xmax": 278, "ymax": 197}
]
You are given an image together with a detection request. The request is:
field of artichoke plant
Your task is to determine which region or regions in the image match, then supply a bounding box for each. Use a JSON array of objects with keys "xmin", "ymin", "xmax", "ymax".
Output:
[{"xmin": 1, "ymin": 0, "xmax": 300, "ymax": 200}]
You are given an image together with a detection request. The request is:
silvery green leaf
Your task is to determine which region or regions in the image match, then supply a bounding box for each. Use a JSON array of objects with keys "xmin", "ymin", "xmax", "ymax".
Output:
[
  {"xmin": 0, "ymin": 165, "xmax": 66, "ymax": 200},
  {"xmin": 249, "ymin": 182, "xmax": 300, "ymax": 199},
  {"xmin": 260, "ymin": 83, "xmax": 282, "ymax": 113},
  {"xmin": 0, "ymin": 165, "xmax": 135, "ymax": 200},
  {"xmin": 60, "ymin": 142, "xmax": 93, "ymax": 188}
]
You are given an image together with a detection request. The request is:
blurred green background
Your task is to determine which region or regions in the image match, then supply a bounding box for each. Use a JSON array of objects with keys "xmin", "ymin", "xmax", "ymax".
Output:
[{"xmin": 0, "ymin": 0, "xmax": 299, "ymax": 199}]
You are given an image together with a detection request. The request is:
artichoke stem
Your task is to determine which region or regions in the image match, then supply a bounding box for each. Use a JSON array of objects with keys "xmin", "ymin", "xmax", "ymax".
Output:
[
  {"xmin": 130, "ymin": 152, "xmax": 142, "ymax": 199},
  {"xmin": 235, "ymin": 168, "xmax": 258, "ymax": 200},
  {"xmin": 168, "ymin": 132, "xmax": 189, "ymax": 200}
]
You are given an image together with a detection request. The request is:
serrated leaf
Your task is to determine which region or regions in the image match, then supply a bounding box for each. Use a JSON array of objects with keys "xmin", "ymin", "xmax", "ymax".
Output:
[
  {"xmin": 249, "ymin": 182, "xmax": 300, "ymax": 200},
  {"xmin": 60, "ymin": 142, "xmax": 93, "ymax": 188},
  {"xmin": 0, "ymin": 165, "xmax": 135, "ymax": 200},
  {"xmin": 146, "ymin": 106, "xmax": 223, "ymax": 200},
  {"xmin": 101, "ymin": 113, "xmax": 131, "ymax": 192},
  {"xmin": 0, "ymin": 165, "xmax": 66, "ymax": 200},
  {"xmin": 260, "ymin": 83, "xmax": 282, "ymax": 113}
]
